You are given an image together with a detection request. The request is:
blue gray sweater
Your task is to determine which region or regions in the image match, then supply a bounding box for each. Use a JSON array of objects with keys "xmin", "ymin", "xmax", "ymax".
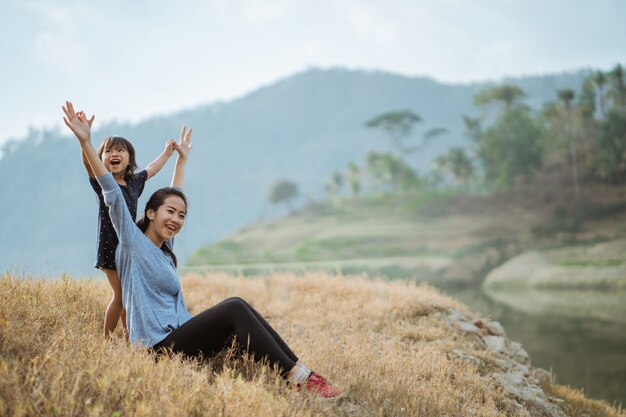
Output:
[{"xmin": 98, "ymin": 173, "xmax": 192, "ymax": 347}]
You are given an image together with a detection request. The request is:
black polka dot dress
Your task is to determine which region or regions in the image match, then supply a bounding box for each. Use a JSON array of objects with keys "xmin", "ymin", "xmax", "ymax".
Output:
[{"xmin": 89, "ymin": 170, "xmax": 148, "ymax": 270}]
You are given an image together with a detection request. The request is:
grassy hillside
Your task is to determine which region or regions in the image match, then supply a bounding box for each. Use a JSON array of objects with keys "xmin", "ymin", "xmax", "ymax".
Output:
[
  {"xmin": 1, "ymin": 271, "xmax": 623, "ymax": 417},
  {"xmin": 187, "ymin": 182, "xmax": 626, "ymax": 288}
]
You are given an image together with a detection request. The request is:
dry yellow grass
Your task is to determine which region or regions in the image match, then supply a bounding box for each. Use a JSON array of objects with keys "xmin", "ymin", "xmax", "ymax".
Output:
[{"xmin": 0, "ymin": 271, "xmax": 623, "ymax": 417}]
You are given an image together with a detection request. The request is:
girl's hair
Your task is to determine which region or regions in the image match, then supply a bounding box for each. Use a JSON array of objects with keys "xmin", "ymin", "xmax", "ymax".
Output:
[
  {"xmin": 136, "ymin": 187, "xmax": 188, "ymax": 268},
  {"xmin": 97, "ymin": 136, "xmax": 138, "ymax": 178}
]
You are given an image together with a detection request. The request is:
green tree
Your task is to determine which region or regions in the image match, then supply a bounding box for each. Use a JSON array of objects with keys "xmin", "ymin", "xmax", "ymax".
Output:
[
  {"xmin": 591, "ymin": 71, "xmax": 608, "ymax": 118},
  {"xmin": 471, "ymin": 84, "xmax": 544, "ymax": 188},
  {"xmin": 463, "ymin": 116, "xmax": 482, "ymax": 142},
  {"xmin": 474, "ymin": 84, "xmax": 526, "ymax": 113},
  {"xmin": 344, "ymin": 162, "xmax": 361, "ymax": 199},
  {"xmin": 432, "ymin": 147, "xmax": 475, "ymax": 188},
  {"xmin": 578, "ymin": 78, "xmax": 597, "ymax": 125},
  {"xmin": 365, "ymin": 151, "xmax": 419, "ymax": 192},
  {"xmin": 365, "ymin": 110, "xmax": 446, "ymax": 155},
  {"xmin": 325, "ymin": 171, "xmax": 344, "ymax": 197},
  {"xmin": 542, "ymin": 87, "xmax": 598, "ymax": 195},
  {"xmin": 557, "ymin": 89, "xmax": 581, "ymax": 196},
  {"xmin": 595, "ymin": 109, "xmax": 626, "ymax": 183},
  {"xmin": 476, "ymin": 106, "xmax": 544, "ymax": 188},
  {"xmin": 607, "ymin": 64, "xmax": 626, "ymax": 110},
  {"xmin": 268, "ymin": 179, "xmax": 299, "ymax": 211}
]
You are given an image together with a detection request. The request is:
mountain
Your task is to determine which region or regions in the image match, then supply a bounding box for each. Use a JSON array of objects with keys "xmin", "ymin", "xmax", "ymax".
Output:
[{"xmin": 0, "ymin": 67, "xmax": 589, "ymax": 275}]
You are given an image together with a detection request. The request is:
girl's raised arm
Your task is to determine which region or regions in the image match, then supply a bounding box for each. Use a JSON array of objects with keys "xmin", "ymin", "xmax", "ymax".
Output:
[{"xmin": 145, "ymin": 139, "xmax": 177, "ymax": 180}]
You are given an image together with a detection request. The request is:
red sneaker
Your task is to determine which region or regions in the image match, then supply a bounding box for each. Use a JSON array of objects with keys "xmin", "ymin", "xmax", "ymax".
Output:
[{"xmin": 304, "ymin": 372, "xmax": 342, "ymax": 398}]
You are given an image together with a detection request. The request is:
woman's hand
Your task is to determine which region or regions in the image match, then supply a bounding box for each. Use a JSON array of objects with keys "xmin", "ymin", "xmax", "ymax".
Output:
[
  {"xmin": 62, "ymin": 101, "xmax": 94, "ymax": 143},
  {"xmin": 176, "ymin": 125, "xmax": 193, "ymax": 162}
]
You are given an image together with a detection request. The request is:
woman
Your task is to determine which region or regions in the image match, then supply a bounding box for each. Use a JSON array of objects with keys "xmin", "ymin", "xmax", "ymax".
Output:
[{"xmin": 63, "ymin": 105, "xmax": 341, "ymax": 398}]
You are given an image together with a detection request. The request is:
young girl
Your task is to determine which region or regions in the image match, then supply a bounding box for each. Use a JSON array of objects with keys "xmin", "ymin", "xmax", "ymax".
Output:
[{"xmin": 63, "ymin": 101, "xmax": 179, "ymax": 338}]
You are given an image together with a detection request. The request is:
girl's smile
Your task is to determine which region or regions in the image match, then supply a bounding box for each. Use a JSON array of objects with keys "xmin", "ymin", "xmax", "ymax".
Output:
[{"xmin": 102, "ymin": 146, "xmax": 130, "ymax": 176}]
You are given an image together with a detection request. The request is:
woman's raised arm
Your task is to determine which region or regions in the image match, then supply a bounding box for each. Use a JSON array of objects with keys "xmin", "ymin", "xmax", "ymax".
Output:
[
  {"xmin": 171, "ymin": 125, "xmax": 193, "ymax": 189},
  {"xmin": 63, "ymin": 101, "xmax": 138, "ymax": 245}
]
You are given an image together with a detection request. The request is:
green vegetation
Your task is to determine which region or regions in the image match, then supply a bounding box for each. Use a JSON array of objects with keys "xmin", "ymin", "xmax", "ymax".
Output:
[
  {"xmin": 211, "ymin": 64, "xmax": 626, "ymax": 290},
  {"xmin": 268, "ymin": 179, "xmax": 299, "ymax": 211},
  {"xmin": 483, "ymin": 239, "xmax": 626, "ymax": 291},
  {"xmin": 310, "ymin": 64, "xmax": 626, "ymax": 200}
]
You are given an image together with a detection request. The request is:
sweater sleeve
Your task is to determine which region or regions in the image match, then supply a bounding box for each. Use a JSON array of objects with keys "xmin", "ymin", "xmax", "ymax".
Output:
[{"xmin": 96, "ymin": 173, "xmax": 139, "ymax": 246}]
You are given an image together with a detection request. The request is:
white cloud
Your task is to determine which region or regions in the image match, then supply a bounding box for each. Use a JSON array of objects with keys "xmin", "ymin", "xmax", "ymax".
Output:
[
  {"xmin": 345, "ymin": 4, "xmax": 398, "ymax": 47},
  {"xmin": 33, "ymin": 30, "xmax": 90, "ymax": 71},
  {"xmin": 1, "ymin": 0, "xmax": 625, "ymax": 148},
  {"xmin": 26, "ymin": 1, "xmax": 91, "ymax": 71},
  {"xmin": 242, "ymin": 0, "xmax": 290, "ymax": 24}
]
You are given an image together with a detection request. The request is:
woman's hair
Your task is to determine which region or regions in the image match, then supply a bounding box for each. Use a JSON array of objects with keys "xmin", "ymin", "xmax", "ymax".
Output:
[
  {"xmin": 136, "ymin": 187, "xmax": 188, "ymax": 267},
  {"xmin": 97, "ymin": 136, "xmax": 138, "ymax": 178}
]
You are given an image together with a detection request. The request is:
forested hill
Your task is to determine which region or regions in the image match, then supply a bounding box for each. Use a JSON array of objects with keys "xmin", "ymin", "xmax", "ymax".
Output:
[{"xmin": 0, "ymin": 67, "xmax": 588, "ymax": 276}]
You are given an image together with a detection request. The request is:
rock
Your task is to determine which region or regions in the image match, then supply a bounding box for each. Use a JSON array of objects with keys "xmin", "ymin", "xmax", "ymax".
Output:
[
  {"xmin": 498, "ymin": 398, "xmax": 531, "ymax": 417},
  {"xmin": 446, "ymin": 308, "xmax": 467, "ymax": 324},
  {"xmin": 474, "ymin": 319, "xmax": 507, "ymax": 336},
  {"xmin": 486, "ymin": 320, "xmax": 507, "ymax": 337},
  {"xmin": 484, "ymin": 335, "xmax": 508, "ymax": 356},
  {"xmin": 441, "ymin": 307, "xmax": 566, "ymax": 417},
  {"xmin": 510, "ymin": 341, "xmax": 530, "ymax": 364},
  {"xmin": 492, "ymin": 372, "xmax": 567, "ymax": 417},
  {"xmin": 513, "ymin": 363, "xmax": 531, "ymax": 378},
  {"xmin": 458, "ymin": 321, "xmax": 481, "ymax": 335},
  {"xmin": 530, "ymin": 368, "xmax": 553, "ymax": 386},
  {"xmin": 448, "ymin": 348, "xmax": 483, "ymax": 367},
  {"xmin": 493, "ymin": 372, "xmax": 545, "ymax": 401}
]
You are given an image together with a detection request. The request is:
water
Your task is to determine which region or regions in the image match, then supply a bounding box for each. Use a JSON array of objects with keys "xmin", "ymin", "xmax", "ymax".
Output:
[{"xmin": 444, "ymin": 285, "xmax": 626, "ymax": 407}]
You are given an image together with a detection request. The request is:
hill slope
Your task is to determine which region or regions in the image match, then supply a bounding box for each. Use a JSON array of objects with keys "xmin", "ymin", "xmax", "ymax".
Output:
[
  {"xmin": 1, "ymin": 271, "xmax": 622, "ymax": 417},
  {"xmin": 187, "ymin": 180, "xmax": 626, "ymax": 284}
]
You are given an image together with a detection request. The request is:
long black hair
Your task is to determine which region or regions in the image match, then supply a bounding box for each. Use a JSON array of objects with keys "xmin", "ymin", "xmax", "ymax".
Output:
[
  {"xmin": 97, "ymin": 136, "xmax": 138, "ymax": 178},
  {"xmin": 136, "ymin": 187, "xmax": 188, "ymax": 267}
]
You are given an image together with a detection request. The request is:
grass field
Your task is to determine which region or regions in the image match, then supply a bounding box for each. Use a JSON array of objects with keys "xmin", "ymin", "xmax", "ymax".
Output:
[{"xmin": 1, "ymin": 271, "xmax": 623, "ymax": 417}]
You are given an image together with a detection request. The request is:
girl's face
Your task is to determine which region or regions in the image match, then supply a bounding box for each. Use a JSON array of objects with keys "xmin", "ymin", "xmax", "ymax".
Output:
[
  {"xmin": 101, "ymin": 144, "xmax": 130, "ymax": 177},
  {"xmin": 146, "ymin": 196, "xmax": 187, "ymax": 241}
]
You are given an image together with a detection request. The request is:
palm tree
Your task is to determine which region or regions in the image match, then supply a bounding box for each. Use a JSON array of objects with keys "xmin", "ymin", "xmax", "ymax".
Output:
[
  {"xmin": 591, "ymin": 71, "xmax": 607, "ymax": 118},
  {"xmin": 463, "ymin": 116, "xmax": 482, "ymax": 142},
  {"xmin": 474, "ymin": 84, "xmax": 526, "ymax": 113},
  {"xmin": 433, "ymin": 147, "xmax": 474, "ymax": 188},
  {"xmin": 325, "ymin": 171, "xmax": 344, "ymax": 197},
  {"xmin": 365, "ymin": 110, "xmax": 446, "ymax": 155},
  {"xmin": 345, "ymin": 162, "xmax": 361, "ymax": 199},
  {"xmin": 557, "ymin": 88, "xmax": 580, "ymax": 196},
  {"xmin": 365, "ymin": 110, "xmax": 422, "ymax": 153},
  {"xmin": 608, "ymin": 64, "xmax": 626, "ymax": 109}
]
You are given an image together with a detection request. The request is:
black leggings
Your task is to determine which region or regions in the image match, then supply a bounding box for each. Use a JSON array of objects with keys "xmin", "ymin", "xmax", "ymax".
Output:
[{"xmin": 154, "ymin": 297, "xmax": 299, "ymax": 374}]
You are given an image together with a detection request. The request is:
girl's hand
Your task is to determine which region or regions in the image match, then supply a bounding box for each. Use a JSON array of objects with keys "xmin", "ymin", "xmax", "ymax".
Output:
[
  {"xmin": 62, "ymin": 101, "xmax": 94, "ymax": 143},
  {"xmin": 164, "ymin": 139, "xmax": 177, "ymax": 157},
  {"xmin": 176, "ymin": 125, "xmax": 193, "ymax": 162}
]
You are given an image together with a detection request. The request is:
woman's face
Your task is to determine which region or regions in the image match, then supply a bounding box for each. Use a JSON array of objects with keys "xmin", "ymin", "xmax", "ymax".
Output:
[{"xmin": 147, "ymin": 195, "xmax": 187, "ymax": 241}]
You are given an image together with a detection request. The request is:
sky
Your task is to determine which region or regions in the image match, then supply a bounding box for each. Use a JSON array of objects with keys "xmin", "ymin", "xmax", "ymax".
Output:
[{"xmin": 1, "ymin": 0, "xmax": 625, "ymax": 147}]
